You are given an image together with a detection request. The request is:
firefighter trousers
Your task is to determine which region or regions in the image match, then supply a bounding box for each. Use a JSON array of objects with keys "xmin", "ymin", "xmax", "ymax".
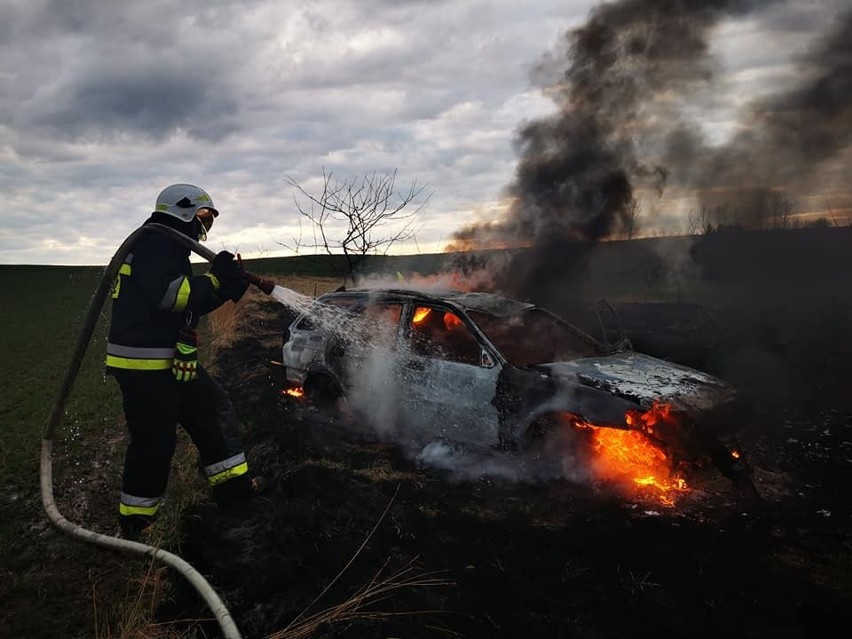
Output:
[{"xmin": 111, "ymin": 366, "xmax": 249, "ymax": 533}]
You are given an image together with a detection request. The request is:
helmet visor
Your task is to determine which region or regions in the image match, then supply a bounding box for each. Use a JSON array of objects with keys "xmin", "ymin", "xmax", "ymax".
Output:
[{"xmin": 196, "ymin": 207, "xmax": 217, "ymax": 239}]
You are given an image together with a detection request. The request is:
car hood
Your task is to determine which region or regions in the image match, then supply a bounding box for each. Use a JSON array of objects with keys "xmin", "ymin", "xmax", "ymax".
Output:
[{"xmin": 538, "ymin": 352, "xmax": 737, "ymax": 413}]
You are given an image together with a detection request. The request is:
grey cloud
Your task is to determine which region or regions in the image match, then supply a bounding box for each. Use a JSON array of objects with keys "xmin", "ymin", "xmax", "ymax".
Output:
[
  {"xmin": 20, "ymin": 65, "xmax": 239, "ymax": 141},
  {"xmin": 757, "ymin": 0, "xmax": 849, "ymax": 33},
  {"xmin": 3, "ymin": 0, "xmax": 842, "ymax": 266},
  {"xmin": 5, "ymin": 1, "xmax": 252, "ymax": 144},
  {"xmin": 29, "ymin": 0, "xmax": 245, "ymax": 38}
]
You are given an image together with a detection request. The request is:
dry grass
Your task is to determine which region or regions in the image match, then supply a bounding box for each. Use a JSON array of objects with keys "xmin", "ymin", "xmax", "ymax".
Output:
[
  {"xmin": 268, "ymin": 559, "xmax": 453, "ymax": 639},
  {"xmin": 205, "ymin": 274, "xmax": 341, "ymax": 357},
  {"xmin": 205, "ymin": 299, "xmax": 246, "ymax": 354},
  {"xmin": 93, "ymin": 559, "xmax": 209, "ymax": 639},
  {"xmin": 268, "ymin": 485, "xmax": 454, "ymax": 639},
  {"xmin": 267, "ymin": 275, "xmax": 345, "ymax": 298}
]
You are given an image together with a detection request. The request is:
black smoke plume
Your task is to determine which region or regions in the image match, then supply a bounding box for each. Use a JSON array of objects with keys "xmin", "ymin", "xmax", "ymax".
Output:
[
  {"xmin": 449, "ymin": 0, "xmax": 851, "ymax": 304},
  {"xmin": 695, "ymin": 6, "xmax": 852, "ymax": 219}
]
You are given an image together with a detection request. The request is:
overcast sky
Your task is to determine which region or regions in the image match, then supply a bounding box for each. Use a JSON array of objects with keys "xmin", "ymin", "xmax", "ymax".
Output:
[{"xmin": 1, "ymin": 0, "xmax": 846, "ymax": 265}]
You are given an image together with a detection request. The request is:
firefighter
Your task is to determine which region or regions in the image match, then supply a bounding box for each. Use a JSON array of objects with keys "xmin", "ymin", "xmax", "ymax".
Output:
[{"xmin": 106, "ymin": 183, "xmax": 255, "ymax": 539}]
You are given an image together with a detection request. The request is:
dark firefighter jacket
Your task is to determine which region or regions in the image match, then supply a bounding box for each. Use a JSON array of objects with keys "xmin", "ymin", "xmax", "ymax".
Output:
[{"xmin": 106, "ymin": 215, "xmax": 228, "ymax": 371}]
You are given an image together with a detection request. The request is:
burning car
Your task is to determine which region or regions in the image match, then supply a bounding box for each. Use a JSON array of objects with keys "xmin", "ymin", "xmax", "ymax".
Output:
[{"xmin": 281, "ymin": 288, "xmax": 751, "ymax": 490}]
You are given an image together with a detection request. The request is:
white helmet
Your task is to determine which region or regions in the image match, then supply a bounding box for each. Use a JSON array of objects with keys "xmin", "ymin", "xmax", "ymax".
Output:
[{"xmin": 154, "ymin": 184, "xmax": 219, "ymax": 222}]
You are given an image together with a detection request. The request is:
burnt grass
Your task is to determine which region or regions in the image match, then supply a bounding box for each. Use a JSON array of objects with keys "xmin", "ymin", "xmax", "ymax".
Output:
[{"xmin": 167, "ymin": 298, "xmax": 852, "ymax": 639}]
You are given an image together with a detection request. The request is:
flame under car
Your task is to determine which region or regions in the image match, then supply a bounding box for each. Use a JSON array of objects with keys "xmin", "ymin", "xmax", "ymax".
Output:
[{"xmin": 281, "ymin": 288, "xmax": 750, "ymax": 489}]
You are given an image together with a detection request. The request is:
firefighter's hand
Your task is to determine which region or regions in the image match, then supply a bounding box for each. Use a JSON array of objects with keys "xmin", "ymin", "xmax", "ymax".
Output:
[
  {"xmin": 221, "ymin": 273, "xmax": 250, "ymax": 303},
  {"xmin": 172, "ymin": 329, "xmax": 199, "ymax": 382},
  {"xmin": 210, "ymin": 251, "xmax": 241, "ymax": 282}
]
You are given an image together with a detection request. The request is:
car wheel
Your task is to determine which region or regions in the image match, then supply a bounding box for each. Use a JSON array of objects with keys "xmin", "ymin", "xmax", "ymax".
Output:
[
  {"xmin": 304, "ymin": 374, "xmax": 343, "ymax": 409},
  {"xmin": 521, "ymin": 413, "xmax": 563, "ymax": 457},
  {"xmin": 522, "ymin": 412, "xmax": 593, "ymax": 463}
]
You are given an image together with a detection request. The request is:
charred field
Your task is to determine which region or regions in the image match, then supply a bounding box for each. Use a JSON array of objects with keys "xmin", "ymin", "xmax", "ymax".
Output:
[{"xmin": 170, "ymin": 259, "xmax": 852, "ymax": 639}]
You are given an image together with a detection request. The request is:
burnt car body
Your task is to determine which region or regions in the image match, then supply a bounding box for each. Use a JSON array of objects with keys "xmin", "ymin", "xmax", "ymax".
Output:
[{"xmin": 281, "ymin": 288, "xmax": 747, "ymax": 479}]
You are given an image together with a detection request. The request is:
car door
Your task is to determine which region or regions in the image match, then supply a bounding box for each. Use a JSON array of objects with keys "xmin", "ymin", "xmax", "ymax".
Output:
[
  {"xmin": 340, "ymin": 299, "xmax": 441, "ymax": 435},
  {"xmin": 401, "ymin": 303, "xmax": 501, "ymax": 446}
]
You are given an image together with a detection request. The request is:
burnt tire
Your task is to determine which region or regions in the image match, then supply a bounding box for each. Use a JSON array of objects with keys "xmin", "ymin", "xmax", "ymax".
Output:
[
  {"xmin": 522, "ymin": 413, "xmax": 558, "ymax": 452},
  {"xmin": 304, "ymin": 375, "xmax": 342, "ymax": 409},
  {"xmin": 522, "ymin": 413, "xmax": 593, "ymax": 464}
]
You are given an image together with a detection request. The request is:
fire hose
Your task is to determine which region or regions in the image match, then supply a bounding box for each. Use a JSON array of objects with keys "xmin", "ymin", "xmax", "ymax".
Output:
[{"xmin": 41, "ymin": 223, "xmax": 274, "ymax": 639}]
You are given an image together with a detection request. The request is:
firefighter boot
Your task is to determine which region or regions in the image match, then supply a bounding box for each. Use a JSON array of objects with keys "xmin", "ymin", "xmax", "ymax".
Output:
[
  {"xmin": 210, "ymin": 474, "xmax": 266, "ymax": 505},
  {"xmin": 118, "ymin": 514, "xmax": 155, "ymax": 541}
]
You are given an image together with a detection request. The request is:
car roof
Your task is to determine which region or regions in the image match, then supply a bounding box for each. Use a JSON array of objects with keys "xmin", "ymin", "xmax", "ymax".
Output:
[
  {"xmin": 320, "ymin": 287, "xmax": 536, "ymax": 318},
  {"xmin": 316, "ymin": 286, "xmax": 607, "ymax": 351}
]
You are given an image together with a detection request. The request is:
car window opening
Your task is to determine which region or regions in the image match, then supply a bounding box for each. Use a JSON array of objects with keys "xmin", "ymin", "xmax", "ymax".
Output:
[
  {"xmin": 360, "ymin": 302, "xmax": 403, "ymax": 346},
  {"xmin": 470, "ymin": 309, "xmax": 601, "ymax": 367},
  {"xmin": 295, "ymin": 296, "xmax": 362, "ymax": 331},
  {"xmin": 409, "ymin": 306, "xmax": 481, "ymax": 366}
]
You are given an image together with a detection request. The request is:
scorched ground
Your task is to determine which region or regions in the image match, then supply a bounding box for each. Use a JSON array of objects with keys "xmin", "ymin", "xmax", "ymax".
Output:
[{"xmin": 168, "ymin": 298, "xmax": 852, "ymax": 639}]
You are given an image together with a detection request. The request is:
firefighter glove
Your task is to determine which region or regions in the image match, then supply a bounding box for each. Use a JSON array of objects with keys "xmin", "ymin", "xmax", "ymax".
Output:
[
  {"xmin": 221, "ymin": 273, "xmax": 250, "ymax": 303},
  {"xmin": 172, "ymin": 327, "xmax": 199, "ymax": 382},
  {"xmin": 210, "ymin": 251, "xmax": 241, "ymax": 282}
]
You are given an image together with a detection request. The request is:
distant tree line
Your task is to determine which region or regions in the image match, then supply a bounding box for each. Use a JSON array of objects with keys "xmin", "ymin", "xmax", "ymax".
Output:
[{"xmin": 687, "ymin": 190, "xmax": 843, "ymax": 235}]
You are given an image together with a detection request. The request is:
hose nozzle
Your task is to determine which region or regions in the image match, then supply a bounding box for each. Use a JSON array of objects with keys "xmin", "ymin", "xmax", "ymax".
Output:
[
  {"xmin": 246, "ymin": 272, "xmax": 276, "ymax": 295},
  {"xmin": 236, "ymin": 254, "xmax": 276, "ymax": 295}
]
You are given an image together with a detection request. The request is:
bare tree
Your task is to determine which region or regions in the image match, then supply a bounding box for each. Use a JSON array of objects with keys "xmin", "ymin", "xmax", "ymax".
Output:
[
  {"xmin": 767, "ymin": 191, "xmax": 792, "ymax": 229},
  {"xmin": 284, "ymin": 169, "xmax": 431, "ymax": 284},
  {"xmin": 824, "ymin": 198, "xmax": 840, "ymax": 227},
  {"xmin": 743, "ymin": 189, "xmax": 792, "ymax": 230},
  {"xmin": 623, "ymin": 198, "xmax": 641, "ymax": 240}
]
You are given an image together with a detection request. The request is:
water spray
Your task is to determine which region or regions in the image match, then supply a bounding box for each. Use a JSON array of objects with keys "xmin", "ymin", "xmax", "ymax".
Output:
[{"xmin": 40, "ymin": 223, "xmax": 285, "ymax": 639}]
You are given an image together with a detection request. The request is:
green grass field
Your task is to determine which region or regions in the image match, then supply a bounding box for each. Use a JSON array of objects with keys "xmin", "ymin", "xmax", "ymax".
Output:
[
  {"xmin": 0, "ymin": 266, "xmax": 127, "ymax": 635},
  {"xmin": 0, "ymin": 266, "xmax": 121, "ymax": 531}
]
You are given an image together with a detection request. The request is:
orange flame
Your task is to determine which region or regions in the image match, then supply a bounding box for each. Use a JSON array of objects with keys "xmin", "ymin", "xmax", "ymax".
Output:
[
  {"xmin": 443, "ymin": 313, "xmax": 463, "ymax": 331},
  {"xmin": 625, "ymin": 401, "xmax": 675, "ymax": 437},
  {"xmin": 283, "ymin": 386, "xmax": 304, "ymax": 398},
  {"xmin": 413, "ymin": 307, "xmax": 432, "ymax": 324},
  {"xmin": 575, "ymin": 403, "xmax": 689, "ymax": 506},
  {"xmin": 589, "ymin": 427, "xmax": 688, "ymax": 506}
]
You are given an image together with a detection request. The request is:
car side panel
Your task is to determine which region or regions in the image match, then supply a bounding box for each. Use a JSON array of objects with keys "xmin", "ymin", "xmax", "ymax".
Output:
[{"xmin": 405, "ymin": 355, "xmax": 501, "ymax": 446}]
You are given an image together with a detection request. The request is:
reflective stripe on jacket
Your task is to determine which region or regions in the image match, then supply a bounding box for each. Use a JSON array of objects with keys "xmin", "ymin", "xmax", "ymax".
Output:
[{"xmin": 105, "ymin": 344, "xmax": 174, "ymax": 371}]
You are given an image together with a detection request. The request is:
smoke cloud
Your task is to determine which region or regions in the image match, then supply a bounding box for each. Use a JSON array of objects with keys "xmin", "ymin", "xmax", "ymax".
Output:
[
  {"xmin": 448, "ymin": 0, "xmax": 851, "ymax": 301},
  {"xmin": 694, "ymin": 6, "xmax": 852, "ymax": 218}
]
